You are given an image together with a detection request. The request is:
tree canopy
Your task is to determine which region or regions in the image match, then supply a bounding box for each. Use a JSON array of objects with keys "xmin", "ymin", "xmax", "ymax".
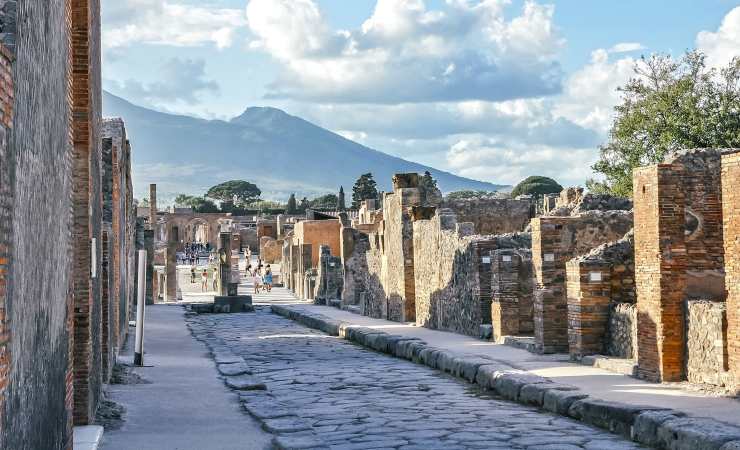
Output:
[
  {"xmin": 511, "ymin": 176, "xmax": 563, "ymax": 198},
  {"xmin": 286, "ymin": 193, "xmax": 298, "ymax": 214},
  {"xmin": 588, "ymin": 51, "xmax": 740, "ymax": 197},
  {"xmin": 352, "ymin": 173, "xmax": 378, "ymax": 208},
  {"xmin": 445, "ymin": 190, "xmax": 498, "ymax": 200},
  {"xmin": 206, "ymin": 180, "xmax": 261, "ymax": 204},
  {"xmin": 309, "ymin": 194, "xmax": 339, "ymax": 209},
  {"xmin": 419, "ymin": 171, "xmax": 438, "ymax": 192}
]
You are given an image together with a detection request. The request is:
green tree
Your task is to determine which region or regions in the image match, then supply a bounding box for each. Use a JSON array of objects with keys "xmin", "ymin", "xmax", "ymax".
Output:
[
  {"xmin": 139, "ymin": 198, "xmax": 150, "ymax": 207},
  {"xmin": 338, "ymin": 186, "xmax": 346, "ymax": 211},
  {"xmin": 206, "ymin": 180, "xmax": 262, "ymax": 205},
  {"xmin": 309, "ymin": 194, "xmax": 339, "ymax": 209},
  {"xmin": 174, "ymin": 194, "xmax": 196, "ymax": 207},
  {"xmin": 299, "ymin": 197, "xmax": 310, "ymax": 213},
  {"xmin": 352, "ymin": 173, "xmax": 378, "ymax": 208},
  {"xmin": 511, "ymin": 176, "xmax": 563, "ymax": 198},
  {"xmin": 419, "ymin": 171, "xmax": 438, "ymax": 192},
  {"xmin": 590, "ymin": 51, "xmax": 740, "ymax": 197},
  {"xmin": 446, "ymin": 190, "xmax": 497, "ymax": 200},
  {"xmin": 190, "ymin": 197, "xmax": 219, "ymax": 213},
  {"xmin": 286, "ymin": 193, "xmax": 298, "ymax": 214}
]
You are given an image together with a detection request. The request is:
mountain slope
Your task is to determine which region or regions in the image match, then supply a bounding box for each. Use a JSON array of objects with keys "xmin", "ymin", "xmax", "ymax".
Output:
[{"xmin": 102, "ymin": 92, "xmax": 506, "ymax": 202}]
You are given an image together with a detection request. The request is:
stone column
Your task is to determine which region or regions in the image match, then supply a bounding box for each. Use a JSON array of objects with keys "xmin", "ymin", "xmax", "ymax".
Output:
[
  {"xmin": 149, "ymin": 183, "xmax": 157, "ymax": 231},
  {"xmin": 144, "ymin": 230, "xmax": 154, "ymax": 305},
  {"xmin": 633, "ymin": 165, "xmax": 687, "ymax": 382},
  {"xmin": 722, "ymin": 150, "xmax": 740, "ymax": 393},
  {"xmin": 218, "ymin": 232, "xmax": 231, "ymax": 296},
  {"xmin": 165, "ymin": 226, "xmax": 178, "ymax": 302}
]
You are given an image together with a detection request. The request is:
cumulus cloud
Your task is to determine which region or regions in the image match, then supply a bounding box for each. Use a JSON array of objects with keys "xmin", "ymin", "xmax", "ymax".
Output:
[
  {"xmin": 106, "ymin": 58, "xmax": 219, "ymax": 107},
  {"xmin": 445, "ymin": 137, "xmax": 597, "ymax": 186},
  {"xmin": 609, "ymin": 42, "xmax": 645, "ymax": 53},
  {"xmin": 103, "ymin": 0, "xmax": 246, "ymax": 49},
  {"xmin": 696, "ymin": 6, "xmax": 740, "ymax": 68},
  {"xmin": 245, "ymin": 0, "xmax": 565, "ymax": 103}
]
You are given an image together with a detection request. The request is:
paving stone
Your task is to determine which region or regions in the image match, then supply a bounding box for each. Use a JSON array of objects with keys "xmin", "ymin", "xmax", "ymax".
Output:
[
  {"xmin": 224, "ymin": 374, "xmax": 267, "ymax": 391},
  {"xmin": 188, "ymin": 309, "xmax": 643, "ymax": 450},
  {"xmin": 272, "ymin": 435, "xmax": 328, "ymax": 450},
  {"xmin": 262, "ymin": 417, "xmax": 314, "ymax": 433},
  {"xmin": 217, "ymin": 362, "xmax": 252, "ymax": 376}
]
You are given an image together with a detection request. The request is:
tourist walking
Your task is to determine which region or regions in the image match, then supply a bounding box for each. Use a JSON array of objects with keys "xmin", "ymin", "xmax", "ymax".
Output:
[
  {"xmin": 190, "ymin": 267, "xmax": 196, "ymax": 283},
  {"xmin": 212, "ymin": 268, "xmax": 218, "ymax": 292},
  {"xmin": 254, "ymin": 269, "xmax": 263, "ymax": 294},
  {"xmin": 264, "ymin": 266, "xmax": 273, "ymax": 293},
  {"xmin": 201, "ymin": 269, "xmax": 208, "ymax": 292}
]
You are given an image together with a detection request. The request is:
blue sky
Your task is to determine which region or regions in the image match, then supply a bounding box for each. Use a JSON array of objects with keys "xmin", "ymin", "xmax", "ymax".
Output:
[{"xmin": 102, "ymin": 0, "xmax": 740, "ymax": 187}]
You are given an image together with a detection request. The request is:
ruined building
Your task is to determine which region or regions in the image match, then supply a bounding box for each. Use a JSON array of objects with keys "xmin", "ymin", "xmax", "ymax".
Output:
[
  {"xmin": 0, "ymin": 2, "xmax": 137, "ymax": 448},
  {"xmin": 279, "ymin": 154, "xmax": 740, "ymax": 394}
]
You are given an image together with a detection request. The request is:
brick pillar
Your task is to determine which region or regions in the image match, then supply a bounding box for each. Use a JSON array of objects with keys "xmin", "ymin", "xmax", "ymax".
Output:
[
  {"xmin": 566, "ymin": 259, "xmax": 611, "ymax": 359},
  {"xmin": 634, "ymin": 165, "xmax": 687, "ymax": 382},
  {"xmin": 532, "ymin": 218, "xmax": 570, "ymax": 354},
  {"xmin": 149, "ymin": 183, "xmax": 157, "ymax": 231},
  {"xmin": 144, "ymin": 230, "xmax": 154, "ymax": 304},
  {"xmin": 722, "ymin": 151, "xmax": 740, "ymax": 392},
  {"xmin": 70, "ymin": 0, "xmax": 103, "ymax": 426},
  {"xmin": 101, "ymin": 230, "xmax": 113, "ymax": 379},
  {"xmin": 491, "ymin": 250, "xmax": 522, "ymax": 340}
]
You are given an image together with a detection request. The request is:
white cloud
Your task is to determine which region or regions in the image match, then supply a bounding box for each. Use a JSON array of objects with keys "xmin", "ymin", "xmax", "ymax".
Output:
[
  {"xmin": 106, "ymin": 58, "xmax": 219, "ymax": 108},
  {"xmin": 103, "ymin": 0, "xmax": 246, "ymax": 49},
  {"xmin": 245, "ymin": 0, "xmax": 565, "ymax": 103},
  {"xmin": 696, "ymin": 6, "xmax": 740, "ymax": 69},
  {"xmin": 445, "ymin": 137, "xmax": 597, "ymax": 187},
  {"xmin": 609, "ymin": 42, "xmax": 645, "ymax": 53},
  {"xmin": 553, "ymin": 49, "xmax": 635, "ymax": 134}
]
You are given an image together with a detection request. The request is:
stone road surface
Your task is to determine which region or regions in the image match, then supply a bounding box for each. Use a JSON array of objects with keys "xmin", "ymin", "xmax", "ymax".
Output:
[{"xmin": 188, "ymin": 307, "xmax": 645, "ymax": 450}]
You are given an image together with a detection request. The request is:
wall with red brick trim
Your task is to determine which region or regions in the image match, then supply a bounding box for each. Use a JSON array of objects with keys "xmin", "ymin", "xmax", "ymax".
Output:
[{"xmin": 722, "ymin": 150, "xmax": 740, "ymax": 393}]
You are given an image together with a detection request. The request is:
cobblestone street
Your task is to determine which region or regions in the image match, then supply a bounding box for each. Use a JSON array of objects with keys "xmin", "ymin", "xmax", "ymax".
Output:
[{"xmin": 187, "ymin": 308, "xmax": 644, "ymax": 450}]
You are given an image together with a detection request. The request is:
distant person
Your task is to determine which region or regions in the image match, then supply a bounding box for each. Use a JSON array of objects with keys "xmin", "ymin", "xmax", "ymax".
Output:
[
  {"xmin": 254, "ymin": 269, "xmax": 263, "ymax": 294},
  {"xmin": 212, "ymin": 268, "xmax": 218, "ymax": 292},
  {"xmin": 264, "ymin": 266, "xmax": 273, "ymax": 293},
  {"xmin": 201, "ymin": 269, "xmax": 208, "ymax": 292},
  {"xmin": 190, "ymin": 267, "xmax": 196, "ymax": 283}
]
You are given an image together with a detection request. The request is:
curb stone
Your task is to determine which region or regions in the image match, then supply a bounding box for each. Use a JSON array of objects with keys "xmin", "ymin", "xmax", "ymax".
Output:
[{"xmin": 271, "ymin": 304, "xmax": 740, "ymax": 450}]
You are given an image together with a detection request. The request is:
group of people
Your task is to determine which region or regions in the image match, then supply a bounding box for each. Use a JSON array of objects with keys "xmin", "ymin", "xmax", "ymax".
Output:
[
  {"xmin": 179, "ymin": 242, "xmax": 212, "ymax": 265},
  {"xmin": 190, "ymin": 266, "xmax": 218, "ymax": 292},
  {"xmin": 246, "ymin": 260, "xmax": 273, "ymax": 293}
]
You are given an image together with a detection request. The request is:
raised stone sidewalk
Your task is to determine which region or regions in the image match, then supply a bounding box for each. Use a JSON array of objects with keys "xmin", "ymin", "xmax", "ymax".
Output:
[{"xmin": 271, "ymin": 302, "xmax": 740, "ymax": 450}]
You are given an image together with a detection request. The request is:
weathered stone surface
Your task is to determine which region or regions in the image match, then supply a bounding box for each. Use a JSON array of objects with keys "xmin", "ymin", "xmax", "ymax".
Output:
[
  {"xmin": 243, "ymin": 402, "xmax": 294, "ymax": 420},
  {"xmin": 568, "ymin": 398, "xmax": 668, "ymax": 437},
  {"xmin": 262, "ymin": 417, "xmax": 313, "ymax": 434},
  {"xmin": 543, "ymin": 389, "xmax": 589, "ymax": 416},
  {"xmin": 655, "ymin": 417, "xmax": 740, "ymax": 450},
  {"xmin": 272, "ymin": 435, "xmax": 329, "ymax": 450},
  {"xmin": 686, "ymin": 300, "xmax": 730, "ymax": 386},
  {"xmin": 212, "ymin": 351, "xmax": 243, "ymax": 365},
  {"xmin": 224, "ymin": 374, "xmax": 267, "ymax": 391},
  {"xmin": 217, "ymin": 362, "xmax": 251, "ymax": 376},
  {"xmin": 607, "ymin": 303, "xmax": 637, "ymax": 359}
]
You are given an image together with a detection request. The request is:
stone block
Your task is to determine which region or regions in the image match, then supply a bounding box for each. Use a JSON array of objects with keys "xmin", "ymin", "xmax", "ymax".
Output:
[
  {"xmin": 632, "ymin": 410, "xmax": 685, "ymax": 448},
  {"xmin": 273, "ymin": 435, "xmax": 329, "ymax": 450},
  {"xmin": 217, "ymin": 362, "xmax": 251, "ymax": 376},
  {"xmin": 655, "ymin": 417, "xmax": 740, "ymax": 450},
  {"xmin": 519, "ymin": 383, "xmax": 578, "ymax": 407},
  {"xmin": 262, "ymin": 417, "xmax": 313, "ymax": 434},
  {"xmin": 542, "ymin": 389, "xmax": 588, "ymax": 416},
  {"xmin": 493, "ymin": 373, "xmax": 549, "ymax": 402},
  {"xmin": 568, "ymin": 398, "xmax": 669, "ymax": 437},
  {"xmin": 224, "ymin": 374, "xmax": 267, "ymax": 391}
]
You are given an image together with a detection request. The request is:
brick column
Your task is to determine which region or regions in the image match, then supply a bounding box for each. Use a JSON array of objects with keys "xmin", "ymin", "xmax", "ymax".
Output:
[
  {"xmin": 491, "ymin": 251, "xmax": 521, "ymax": 340},
  {"xmin": 532, "ymin": 218, "xmax": 570, "ymax": 354},
  {"xmin": 566, "ymin": 259, "xmax": 611, "ymax": 359},
  {"xmin": 633, "ymin": 165, "xmax": 687, "ymax": 382},
  {"xmin": 722, "ymin": 151, "xmax": 740, "ymax": 392},
  {"xmin": 144, "ymin": 230, "xmax": 154, "ymax": 305}
]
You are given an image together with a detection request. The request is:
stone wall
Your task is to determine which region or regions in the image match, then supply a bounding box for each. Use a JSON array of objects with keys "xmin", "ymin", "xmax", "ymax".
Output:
[
  {"xmin": 607, "ymin": 303, "xmax": 637, "ymax": 359},
  {"xmin": 441, "ymin": 197, "xmax": 531, "ymax": 235},
  {"xmin": 686, "ymin": 300, "xmax": 729, "ymax": 386},
  {"xmin": 491, "ymin": 247, "xmax": 534, "ymax": 339},
  {"xmin": 722, "ymin": 150, "xmax": 740, "ymax": 393},
  {"xmin": 0, "ymin": 1, "xmax": 77, "ymax": 448},
  {"xmin": 260, "ymin": 237, "xmax": 282, "ymax": 264},
  {"xmin": 532, "ymin": 211, "xmax": 633, "ymax": 353},
  {"xmin": 413, "ymin": 208, "xmax": 531, "ymax": 337},
  {"xmin": 315, "ymin": 246, "xmax": 343, "ymax": 305}
]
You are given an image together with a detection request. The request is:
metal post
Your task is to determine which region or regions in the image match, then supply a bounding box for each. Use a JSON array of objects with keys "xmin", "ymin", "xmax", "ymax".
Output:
[{"xmin": 134, "ymin": 249, "xmax": 147, "ymax": 366}]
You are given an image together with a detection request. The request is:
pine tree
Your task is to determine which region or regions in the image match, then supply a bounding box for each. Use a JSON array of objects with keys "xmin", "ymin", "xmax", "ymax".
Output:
[
  {"xmin": 352, "ymin": 173, "xmax": 378, "ymax": 209},
  {"xmin": 286, "ymin": 193, "xmax": 297, "ymax": 214},
  {"xmin": 338, "ymin": 186, "xmax": 346, "ymax": 211}
]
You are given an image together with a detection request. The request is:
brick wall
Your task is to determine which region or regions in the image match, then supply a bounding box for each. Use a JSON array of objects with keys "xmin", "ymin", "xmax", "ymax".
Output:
[
  {"xmin": 531, "ymin": 212, "xmax": 633, "ymax": 354},
  {"xmin": 633, "ymin": 165, "xmax": 687, "ymax": 382},
  {"xmin": 1, "ymin": 0, "xmax": 77, "ymax": 447},
  {"xmin": 722, "ymin": 150, "xmax": 740, "ymax": 393}
]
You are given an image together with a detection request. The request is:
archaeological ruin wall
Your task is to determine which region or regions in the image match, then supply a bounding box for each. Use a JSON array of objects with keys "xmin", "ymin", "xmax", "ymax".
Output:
[
  {"xmin": 412, "ymin": 207, "xmax": 532, "ymax": 337},
  {"xmin": 441, "ymin": 197, "xmax": 532, "ymax": 235},
  {"xmin": 531, "ymin": 211, "xmax": 633, "ymax": 354},
  {"xmin": 722, "ymin": 150, "xmax": 740, "ymax": 393}
]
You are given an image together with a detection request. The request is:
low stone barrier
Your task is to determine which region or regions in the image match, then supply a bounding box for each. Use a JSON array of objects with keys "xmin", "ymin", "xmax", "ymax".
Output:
[{"xmin": 271, "ymin": 304, "xmax": 740, "ymax": 450}]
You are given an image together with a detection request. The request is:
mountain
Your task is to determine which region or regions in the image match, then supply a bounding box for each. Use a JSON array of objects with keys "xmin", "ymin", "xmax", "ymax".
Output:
[{"xmin": 102, "ymin": 91, "xmax": 506, "ymax": 203}]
